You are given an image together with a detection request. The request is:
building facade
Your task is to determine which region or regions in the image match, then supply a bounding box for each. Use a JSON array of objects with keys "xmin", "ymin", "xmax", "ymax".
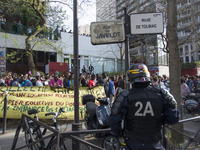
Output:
[
  {"xmin": 0, "ymin": 31, "xmax": 121, "ymax": 75},
  {"xmin": 177, "ymin": 0, "xmax": 200, "ymax": 63},
  {"xmin": 114, "ymin": 0, "xmax": 200, "ymax": 65},
  {"xmin": 114, "ymin": 0, "xmax": 168, "ymax": 76},
  {"xmin": 96, "ymin": 0, "xmax": 117, "ymax": 21},
  {"xmin": 78, "ymin": 24, "xmax": 90, "ymax": 36}
]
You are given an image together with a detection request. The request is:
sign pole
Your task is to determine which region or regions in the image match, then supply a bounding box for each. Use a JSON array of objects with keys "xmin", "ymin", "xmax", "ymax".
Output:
[
  {"xmin": 72, "ymin": 0, "xmax": 82, "ymax": 149},
  {"xmin": 124, "ymin": 8, "xmax": 130, "ymax": 90}
]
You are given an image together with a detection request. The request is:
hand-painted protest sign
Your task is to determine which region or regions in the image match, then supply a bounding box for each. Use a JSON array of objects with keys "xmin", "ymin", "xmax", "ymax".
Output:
[{"xmin": 0, "ymin": 86, "xmax": 105, "ymax": 119}]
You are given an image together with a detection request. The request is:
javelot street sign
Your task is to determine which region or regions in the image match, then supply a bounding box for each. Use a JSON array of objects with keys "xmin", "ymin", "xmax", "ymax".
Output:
[
  {"xmin": 91, "ymin": 21, "xmax": 125, "ymax": 45},
  {"xmin": 130, "ymin": 12, "xmax": 164, "ymax": 34}
]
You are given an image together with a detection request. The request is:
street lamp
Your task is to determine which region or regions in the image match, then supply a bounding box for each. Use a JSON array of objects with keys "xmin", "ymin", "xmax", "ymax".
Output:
[{"xmin": 152, "ymin": 49, "xmax": 156, "ymax": 66}]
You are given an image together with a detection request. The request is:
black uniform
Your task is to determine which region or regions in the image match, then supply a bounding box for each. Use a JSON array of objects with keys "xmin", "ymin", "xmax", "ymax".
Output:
[{"xmin": 110, "ymin": 85, "xmax": 180, "ymax": 150}]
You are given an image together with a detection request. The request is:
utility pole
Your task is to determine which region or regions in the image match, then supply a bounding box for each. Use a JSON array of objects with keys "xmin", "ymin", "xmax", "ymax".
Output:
[{"xmin": 72, "ymin": 0, "xmax": 82, "ymax": 149}]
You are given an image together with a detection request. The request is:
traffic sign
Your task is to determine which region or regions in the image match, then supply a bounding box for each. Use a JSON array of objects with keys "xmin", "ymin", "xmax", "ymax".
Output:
[
  {"xmin": 90, "ymin": 20, "xmax": 125, "ymax": 45},
  {"xmin": 130, "ymin": 12, "xmax": 164, "ymax": 34}
]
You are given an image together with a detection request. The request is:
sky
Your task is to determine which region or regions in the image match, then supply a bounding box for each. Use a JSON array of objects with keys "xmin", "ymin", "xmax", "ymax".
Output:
[{"xmin": 61, "ymin": 1, "xmax": 96, "ymax": 31}]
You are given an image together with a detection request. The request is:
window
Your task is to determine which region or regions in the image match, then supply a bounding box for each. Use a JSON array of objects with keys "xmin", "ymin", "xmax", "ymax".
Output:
[
  {"xmin": 37, "ymin": 51, "xmax": 44, "ymax": 63},
  {"xmin": 185, "ymin": 28, "xmax": 191, "ymax": 36},
  {"xmin": 186, "ymin": 56, "xmax": 189, "ymax": 63},
  {"xmin": 179, "ymin": 47, "xmax": 183, "ymax": 55},
  {"xmin": 185, "ymin": 45, "xmax": 189, "ymax": 55}
]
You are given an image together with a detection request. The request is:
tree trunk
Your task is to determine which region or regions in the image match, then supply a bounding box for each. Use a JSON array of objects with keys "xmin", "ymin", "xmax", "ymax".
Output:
[
  {"xmin": 25, "ymin": 1, "xmax": 47, "ymax": 75},
  {"xmin": 26, "ymin": 38, "xmax": 36, "ymax": 75},
  {"xmin": 167, "ymin": 0, "xmax": 184, "ymax": 144}
]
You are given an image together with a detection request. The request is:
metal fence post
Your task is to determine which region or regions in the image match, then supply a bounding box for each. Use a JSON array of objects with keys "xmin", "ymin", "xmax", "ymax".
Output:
[{"xmin": 3, "ymin": 91, "xmax": 8, "ymax": 134}]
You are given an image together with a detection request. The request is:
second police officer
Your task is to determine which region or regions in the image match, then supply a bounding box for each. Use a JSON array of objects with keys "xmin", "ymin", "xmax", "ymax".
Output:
[{"xmin": 110, "ymin": 63, "xmax": 180, "ymax": 150}]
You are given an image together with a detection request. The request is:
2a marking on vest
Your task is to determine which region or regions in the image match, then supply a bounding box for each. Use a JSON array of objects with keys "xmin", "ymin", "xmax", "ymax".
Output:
[{"xmin": 134, "ymin": 101, "xmax": 154, "ymax": 116}]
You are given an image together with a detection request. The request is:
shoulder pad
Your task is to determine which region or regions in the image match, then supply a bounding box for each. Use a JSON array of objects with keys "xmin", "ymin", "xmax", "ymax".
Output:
[
  {"xmin": 148, "ymin": 85, "xmax": 161, "ymax": 92},
  {"xmin": 121, "ymin": 90, "xmax": 129, "ymax": 97},
  {"xmin": 111, "ymin": 90, "xmax": 129, "ymax": 115},
  {"xmin": 160, "ymin": 88, "xmax": 177, "ymax": 109}
]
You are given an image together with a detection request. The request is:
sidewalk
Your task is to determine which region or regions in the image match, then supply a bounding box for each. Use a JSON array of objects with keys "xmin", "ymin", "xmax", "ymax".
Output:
[
  {"xmin": 1, "ymin": 118, "xmax": 200, "ymax": 150},
  {"xmin": 0, "ymin": 119, "xmax": 102, "ymax": 150}
]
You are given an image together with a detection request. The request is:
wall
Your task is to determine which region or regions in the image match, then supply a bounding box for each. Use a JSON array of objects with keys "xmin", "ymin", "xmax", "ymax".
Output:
[{"xmin": 181, "ymin": 68, "xmax": 199, "ymax": 76}]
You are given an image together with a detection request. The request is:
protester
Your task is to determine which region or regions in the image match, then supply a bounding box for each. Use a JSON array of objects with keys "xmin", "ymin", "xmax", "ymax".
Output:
[
  {"xmin": 0, "ymin": 78, "xmax": 6, "ymax": 86},
  {"xmin": 88, "ymin": 74, "xmax": 96, "ymax": 87},
  {"xmin": 80, "ymin": 74, "xmax": 87, "ymax": 87},
  {"xmin": 49, "ymin": 72, "xmax": 63, "ymax": 88},
  {"xmin": 35, "ymin": 72, "xmax": 43, "ymax": 86},
  {"xmin": 0, "ymin": 14, "xmax": 6, "ymax": 31},
  {"xmin": 82, "ymin": 65, "xmax": 86, "ymax": 74},
  {"xmin": 10, "ymin": 73, "xmax": 20, "ymax": 87},
  {"xmin": 152, "ymin": 74, "xmax": 160, "ymax": 88},
  {"xmin": 17, "ymin": 20, "xmax": 23, "ymax": 34},
  {"xmin": 188, "ymin": 76, "xmax": 194, "ymax": 93},
  {"xmin": 108, "ymin": 76, "xmax": 115, "ymax": 105},
  {"xmin": 88, "ymin": 64, "xmax": 94, "ymax": 74},
  {"xmin": 181, "ymin": 77, "xmax": 190, "ymax": 104},
  {"xmin": 43, "ymin": 74, "xmax": 50, "ymax": 86},
  {"xmin": 5, "ymin": 72, "xmax": 12, "ymax": 86},
  {"xmin": 66, "ymin": 74, "xmax": 74, "ymax": 88},
  {"xmin": 113, "ymin": 78, "xmax": 125, "ymax": 101},
  {"xmin": 21, "ymin": 75, "xmax": 33, "ymax": 87},
  {"xmin": 96, "ymin": 73, "xmax": 109, "ymax": 97}
]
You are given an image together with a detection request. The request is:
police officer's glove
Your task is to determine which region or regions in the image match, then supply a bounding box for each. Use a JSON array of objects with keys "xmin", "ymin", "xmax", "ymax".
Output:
[{"xmin": 160, "ymin": 89, "xmax": 177, "ymax": 109}]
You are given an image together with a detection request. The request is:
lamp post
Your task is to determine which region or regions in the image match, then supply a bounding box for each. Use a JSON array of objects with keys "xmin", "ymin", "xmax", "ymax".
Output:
[{"xmin": 152, "ymin": 49, "xmax": 156, "ymax": 66}]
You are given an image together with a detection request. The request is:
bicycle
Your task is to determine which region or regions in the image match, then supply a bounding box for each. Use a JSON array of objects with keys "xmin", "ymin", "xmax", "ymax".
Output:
[{"xmin": 23, "ymin": 107, "xmax": 67, "ymax": 150}]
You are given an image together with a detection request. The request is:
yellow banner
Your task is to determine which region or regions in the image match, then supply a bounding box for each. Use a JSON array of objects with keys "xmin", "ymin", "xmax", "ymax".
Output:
[{"xmin": 0, "ymin": 86, "xmax": 106, "ymax": 119}]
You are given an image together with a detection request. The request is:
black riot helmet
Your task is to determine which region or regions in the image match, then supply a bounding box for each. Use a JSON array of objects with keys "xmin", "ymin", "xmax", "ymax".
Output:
[{"xmin": 128, "ymin": 63, "xmax": 150, "ymax": 83}]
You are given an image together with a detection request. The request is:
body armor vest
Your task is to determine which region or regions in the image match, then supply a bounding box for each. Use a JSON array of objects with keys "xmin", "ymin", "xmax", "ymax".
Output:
[{"xmin": 126, "ymin": 87, "xmax": 162, "ymax": 144}]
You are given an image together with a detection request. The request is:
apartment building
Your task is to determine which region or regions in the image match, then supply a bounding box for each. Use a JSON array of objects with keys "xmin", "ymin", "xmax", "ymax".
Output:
[
  {"xmin": 96, "ymin": 0, "xmax": 117, "ymax": 21},
  {"xmin": 78, "ymin": 24, "xmax": 90, "ymax": 36},
  {"xmin": 177, "ymin": 0, "xmax": 200, "ymax": 63},
  {"xmin": 114, "ymin": 0, "xmax": 168, "ymax": 75}
]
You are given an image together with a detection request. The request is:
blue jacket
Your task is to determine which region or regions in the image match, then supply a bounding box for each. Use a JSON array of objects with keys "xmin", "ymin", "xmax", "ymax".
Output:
[
  {"xmin": 109, "ymin": 80, "xmax": 115, "ymax": 95},
  {"xmin": 21, "ymin": 79, "xmax": 33, "ymax": 87}
]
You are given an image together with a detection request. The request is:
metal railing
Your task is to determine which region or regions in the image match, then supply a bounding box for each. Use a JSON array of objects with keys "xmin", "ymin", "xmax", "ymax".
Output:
[
  {"xmin": 10, "ymin": 113, "xmax": 110, "ymax": 150},
  {"xmin": 10, "ymin": 114, "xmax": 200, "ymax": 150},
  {"xmin": 165, "ymin": 116, "xmax": 200, "ymax": 150}
]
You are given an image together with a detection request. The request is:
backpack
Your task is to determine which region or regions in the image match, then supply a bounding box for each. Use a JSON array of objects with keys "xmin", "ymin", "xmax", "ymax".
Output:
[{"xmin": 116, "ymin": 87, "xmax": 122, "ymax": 98}]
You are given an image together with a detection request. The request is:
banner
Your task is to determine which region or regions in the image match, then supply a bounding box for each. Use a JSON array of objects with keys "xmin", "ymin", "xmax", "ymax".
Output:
[{"xmin": 0, "ymin": 86, "xmax": 106, "ymax": 119}]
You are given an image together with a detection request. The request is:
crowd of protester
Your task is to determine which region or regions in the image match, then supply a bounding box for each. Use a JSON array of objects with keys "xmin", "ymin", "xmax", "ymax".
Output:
[{"xmin": 0, "ymin": 70, "xmax": 199, "ymax": 104}]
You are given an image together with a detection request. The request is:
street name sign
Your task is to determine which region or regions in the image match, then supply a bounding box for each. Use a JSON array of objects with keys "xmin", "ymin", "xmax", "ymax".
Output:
[
  {"xmin": 130, "ymin": 12, "xmax": 164, "ymax": 34},
  {"xmin": 91, "ymin": 20, "xmax": 125, "ymax": 45}
]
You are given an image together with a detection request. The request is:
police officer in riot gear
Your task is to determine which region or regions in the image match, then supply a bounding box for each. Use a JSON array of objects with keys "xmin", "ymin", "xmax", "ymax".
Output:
[{"xmin": 110, "ymin": 63, "xmax": 180, "ymax": 150}]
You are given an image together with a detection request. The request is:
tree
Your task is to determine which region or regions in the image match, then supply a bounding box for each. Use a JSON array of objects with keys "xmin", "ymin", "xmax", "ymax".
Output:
[
  {"xmin": 2, "ymin": 0, "xmax": 64, "ymax": 75},
  {"xmin": 167, "ymin": 0, "xmax": 184, "ymax": 144},
  {"xmin": 2, "ymin": 0, "xmax": 92, "ymax": 75}
]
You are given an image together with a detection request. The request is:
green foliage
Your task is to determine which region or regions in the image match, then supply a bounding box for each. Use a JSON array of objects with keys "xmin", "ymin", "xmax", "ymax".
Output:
[
  {"xmin": 182, "ymin": 61, "xmax": 200, "ymax": 69},
  {"xmin": 2, "ymin": 33, "xmax": 9, "ymax": 39},
  {"xmin": 6, "ymin": 50, "xmax": 22, "ymax": 63},
  {"xmin": 5, "ymin": 0, "xmax": 46, "ymax": 29}
]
